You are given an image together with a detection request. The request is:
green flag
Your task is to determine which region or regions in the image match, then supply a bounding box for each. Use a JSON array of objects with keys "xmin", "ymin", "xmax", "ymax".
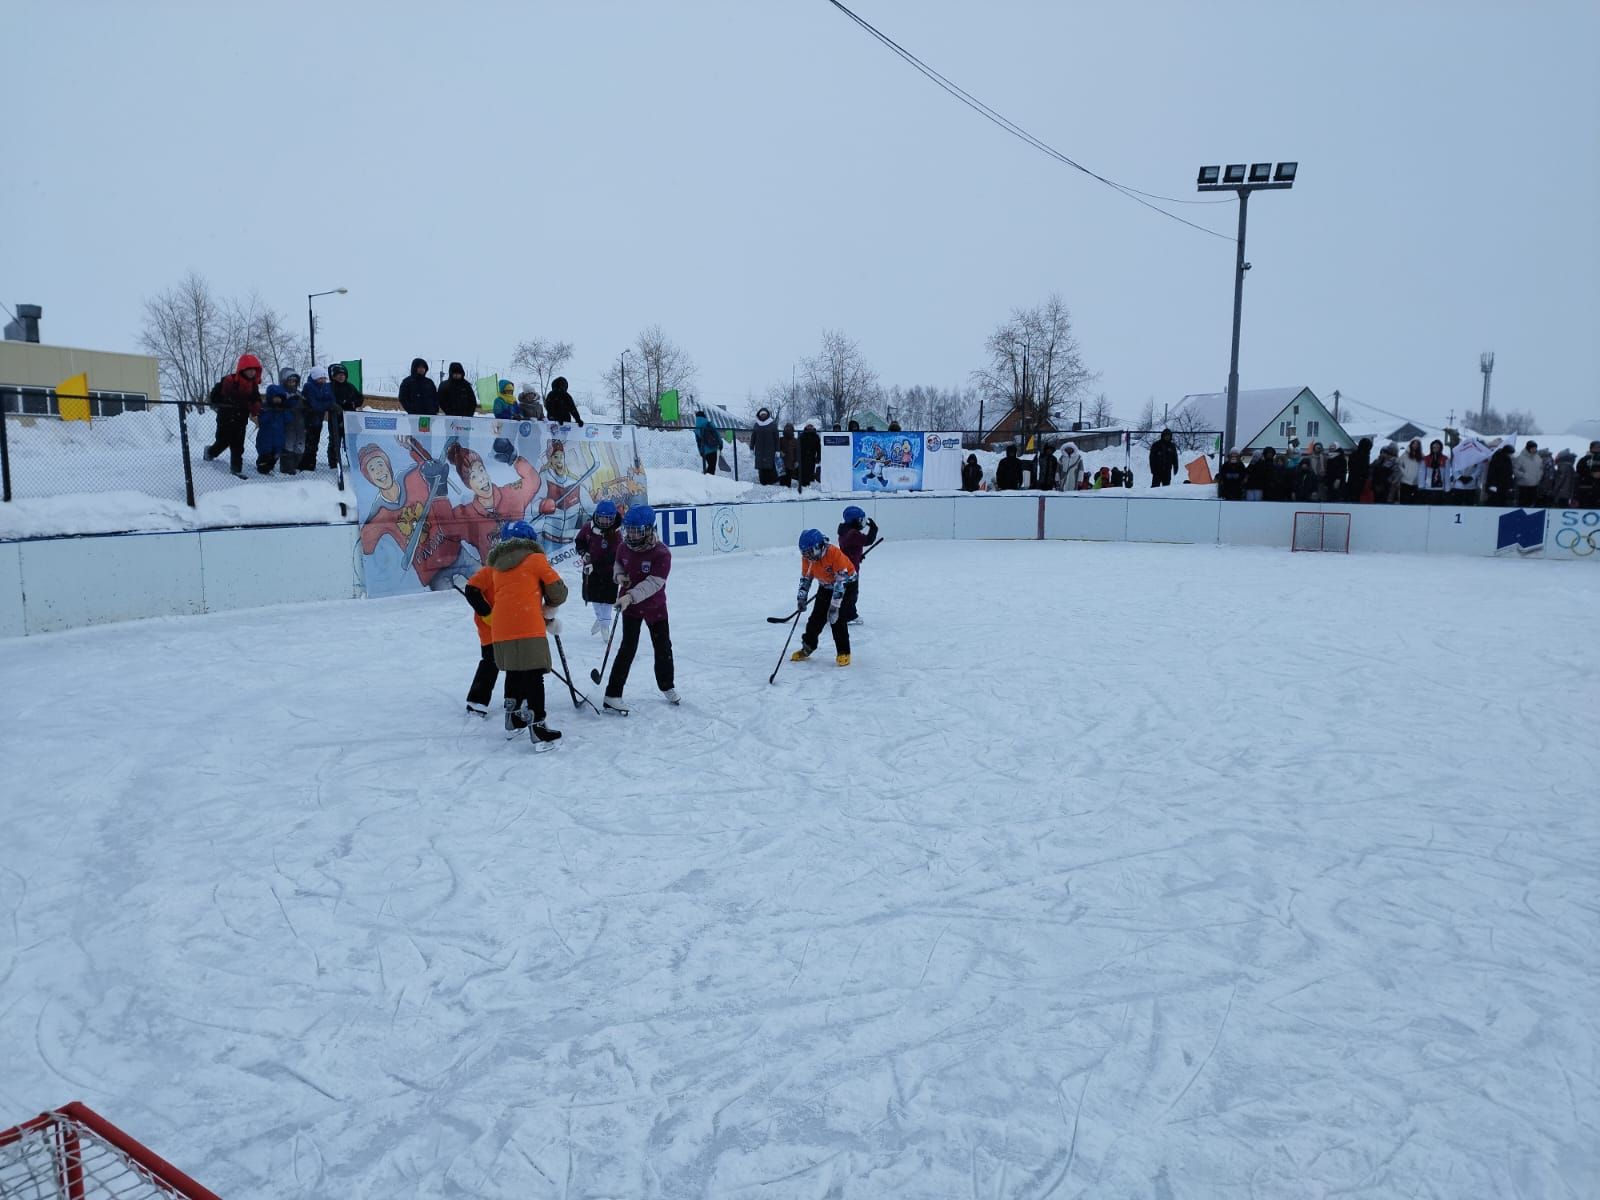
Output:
[
  {"xmin": 475, "ymin": 375, "xmax": 499, "ymax": 413},
  {"xmin": 339, "ymin": 359, "xmax": 363, "ymax": 393},
  {"xmin": 658, "ymin": 388, "xmax": 680, "ymax": 423}
]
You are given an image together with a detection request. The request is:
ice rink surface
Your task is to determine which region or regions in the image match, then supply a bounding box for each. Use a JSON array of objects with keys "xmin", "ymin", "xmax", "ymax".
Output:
[{"xmin": 2, "ymin": 540, "xmax": 1597, "ymax": 1198}]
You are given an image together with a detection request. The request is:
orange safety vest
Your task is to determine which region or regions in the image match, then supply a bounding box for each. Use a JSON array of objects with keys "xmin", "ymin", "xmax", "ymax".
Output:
[{"xmin": 801, "ymin": 544, "xmax": 856, "ymax": 588}]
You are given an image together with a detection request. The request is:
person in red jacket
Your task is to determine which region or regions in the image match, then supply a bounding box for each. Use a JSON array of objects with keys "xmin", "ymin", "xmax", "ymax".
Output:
[
  {"xmin": 791, "ymin": 528, "xmax": 857, "ymax": 666},
  {"xmin": 835, "ymin": 504, "xmax": 879, "ymax": 626},
  {"xmin": 202, "ymin": 352, "xmax": 263, "ymax": 478}
]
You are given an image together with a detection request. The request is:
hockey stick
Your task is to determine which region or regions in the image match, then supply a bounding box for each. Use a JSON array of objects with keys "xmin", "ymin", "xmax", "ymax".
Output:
[
  {"xmin": 549, "ymin": 641, "xmax": 602, "ymax": 715},
  {"xmin": 550, "ymin": 633, "xmax": 596, "ymax": 711},
  {"xmin": 590, "ymin": 607, "xmax": 621, "ymax": 685},
  {"xmin": 765, "ymin": 606, "xmax": 806, "ymax": 624},
  {"xmin": 769, "ymin": 608, "xmax": 804, "ymax": 685},
  {"xmin": 862, "ymin": 536, "xmax": 886, "ymax": 559}
]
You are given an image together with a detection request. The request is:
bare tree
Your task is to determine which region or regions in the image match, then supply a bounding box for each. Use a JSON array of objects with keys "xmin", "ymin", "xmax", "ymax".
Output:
[
  {"xmin": 1084, "ymin": 392, "xmax": 1116, "ymax": 428},
  {"xmin": 138, "ymin": 271, "xmax": 247, "ymax": 407},
  {"xmin": 971, "ymin": 294, "xmax": 1095, "ymax": 434},
  {"xmin": 1134, "ymin": 397, "xmax": 1158, "ymax": 445},
  {"xmin": 885, "ymin": 384, "xmax": 976, "ymax": 430},
  {"xmin": 511, "ymin": 337, "xmax": 575, "ymax": 394},
  {"xmin": 800, "ymin": 329, "xmax": 878, "ymax": 429},
  {"xmin": 602, "ymin": 325, "xmax": 698, "ymax": 423},
  {"xmin": 239, "ymin": 294, "xmax": 307, "ymax": 383},
  {"xmin": 1168, "ymin": 404, "xmax": 1215, "ymax": 452}
]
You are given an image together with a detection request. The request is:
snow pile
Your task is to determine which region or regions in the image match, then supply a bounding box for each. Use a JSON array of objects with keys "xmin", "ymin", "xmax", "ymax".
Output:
[
  {"xmin": 643, "ymin": 467, "xmax": 756, "ymax": 507},
  {"xmin": 0, "ymin": 477, "xmax": 352, "ymax": 538},
  {"xmin": 1, "ymin": 542, "xmax": 1595, "ymax": 1197}
]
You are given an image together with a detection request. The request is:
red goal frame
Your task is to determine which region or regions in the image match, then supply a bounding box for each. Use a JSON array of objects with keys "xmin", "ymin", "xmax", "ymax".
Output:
[{"xmin": 0, "ymin": 1102, "xmax": 221, "ymax": 1200}]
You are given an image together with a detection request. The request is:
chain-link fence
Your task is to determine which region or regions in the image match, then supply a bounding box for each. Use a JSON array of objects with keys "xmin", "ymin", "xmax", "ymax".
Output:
[{"xmin": 0, "ymin": 398, "xmax": 351, "ymax": 507}]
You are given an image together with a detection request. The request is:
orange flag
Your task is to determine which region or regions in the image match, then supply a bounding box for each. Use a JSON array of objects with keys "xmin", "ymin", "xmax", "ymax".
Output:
[
  {"xmin": 1185, "ymin": 454, "xmax": 1214, "ymax": 484},
  {"xmin": 57, "ymin": 372, "xmax": 91, "ymax": 422}
]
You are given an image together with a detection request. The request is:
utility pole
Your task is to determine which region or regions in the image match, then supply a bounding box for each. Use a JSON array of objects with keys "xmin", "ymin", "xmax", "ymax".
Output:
[
  {"xmin": 1479, "ymin": 352, "xmax": 1495, "ymax": 427},
  {"xmin": 1332, "ymin": 389, "xmax": 1341, "ymax": 423}
]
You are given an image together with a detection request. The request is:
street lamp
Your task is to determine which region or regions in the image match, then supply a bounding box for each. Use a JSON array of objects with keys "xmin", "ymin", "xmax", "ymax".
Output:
[
  {"xmin": 1196, "ymin": 160, "xmax": 1297, "ymax": 452},
  {"xmin": 619, "ymin": 349, "xmax": 633, "ymax": 425},
  {"xmin": 307, "ymin": 287, "xmax": 348, "ymax": 374}
]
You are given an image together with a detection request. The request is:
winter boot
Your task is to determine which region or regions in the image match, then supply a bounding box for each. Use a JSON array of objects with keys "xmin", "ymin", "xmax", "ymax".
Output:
[
  {"xmin": 790, "ymin": 646, "xmax": 813, "ymax": 662},
  {"xmin": 836, "ymin": 654, "xmax": 851, "ymax": 667}
]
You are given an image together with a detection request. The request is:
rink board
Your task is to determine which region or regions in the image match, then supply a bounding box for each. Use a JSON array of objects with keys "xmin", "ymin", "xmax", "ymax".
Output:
[{"xmin": 0, "ymin": 496, "xmax": 1584, "ymax": 635}]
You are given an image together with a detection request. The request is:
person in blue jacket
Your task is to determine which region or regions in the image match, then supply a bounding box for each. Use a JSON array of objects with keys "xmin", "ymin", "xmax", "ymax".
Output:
[
  {"xmin": 493, "ymin": 379, "xmax": 519, "ymax": 419},
  {"xmin": 257, "ymin": 367, "xmax": 304, "ymax": 476},
  {"xmin": 694, "ymin": 409, "xmax": 721, "ymax": 475},
  {"xmin": 299, "ymin": 366, "xmax": 338, "ymax": 471}
]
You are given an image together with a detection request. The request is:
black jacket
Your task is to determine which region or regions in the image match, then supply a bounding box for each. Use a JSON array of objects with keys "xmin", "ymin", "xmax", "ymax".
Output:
[
  {"xmin": 1217, "ymin": 460, "xmax": 1248, "ymax": 500},
  {"xmin": 995, "ymin": 454, "xmax": 1024, "ymax": 490},
  {"xmin": 331, "ymin": 379, "xmax": 363, "ymax": 411},
  {"xmin": 1035, "ymin": 452, "xmax": 1059, "ymax": 491},
  {"xmin": 1245, "ymin": 454, "xmax": 1274, "ymax": 494},
  {"xmin": 398, "ymin": 359, "xmax": 439, "ymax": 416},
  {"xmin": 798, "ymin": 427, "xmax": 821, "ymax": 474},
  {"xmin": 1484, "ymin": 450, "xmax": 1515, "ymax": 498},
  {"xmin": 1149, "ymin": 435, "xmax": 1180, "ymax": 477},
  {"xmin": 961, "ymin": 457, "xmax": 982, "ymax": 491},
  {"xmin": 749, "ymin": 418, "xmax": 779, "ymax": 468},
  {"xmin": 545, "ymin": 377, "xmax": 583, "ymax": 425},
  {"xmin": 437, "ymin": 376, "xmax": 478, "ymax": 417}
]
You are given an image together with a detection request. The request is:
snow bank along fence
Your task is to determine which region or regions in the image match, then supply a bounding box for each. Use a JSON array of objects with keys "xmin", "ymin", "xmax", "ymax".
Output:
[{"xmin": 4, "ymin": 494, "xmax": 1591, "ymax": 638}]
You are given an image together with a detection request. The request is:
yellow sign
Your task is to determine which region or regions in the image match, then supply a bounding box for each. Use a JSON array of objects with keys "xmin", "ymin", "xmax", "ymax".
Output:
[{"xmin": 57, "ymin": 372, "xmax": 91, "ymax": 422}]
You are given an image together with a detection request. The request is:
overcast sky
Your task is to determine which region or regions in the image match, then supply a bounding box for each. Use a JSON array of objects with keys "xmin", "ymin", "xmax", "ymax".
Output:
[{"xmin": 5, "ymin": 1, "xmax": 1596, "ymax": 432}]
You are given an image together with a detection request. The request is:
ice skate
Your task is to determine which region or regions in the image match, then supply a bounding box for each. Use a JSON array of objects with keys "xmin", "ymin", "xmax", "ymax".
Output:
[
  {"xmin": 790, "ymin": 646, "xmax": 813, "ymax": 662},
  {"xmin": 603, "ymin": 697, "xmax": 631, "ymax": 717},
  {"xmin": 661, "ymin": 688, "xmax": 681, "ymax": 705},
  {"xmin": 465, "ymin": 702, "xmax": 489, "ymax": 719},
  {"xmin": 530, "ymin": 721, "xmax": 562, "ymax": 751},
  {"xmin": 590, "ymin": 617, "xmax": 608, "ymax": 636},
  {"xmin": 836, "ymin": 654, "xmax": 851, "ymax": 667},
  {"xmin": 504, "ymin": 697, "xmax": 528, "ymax": 733}
]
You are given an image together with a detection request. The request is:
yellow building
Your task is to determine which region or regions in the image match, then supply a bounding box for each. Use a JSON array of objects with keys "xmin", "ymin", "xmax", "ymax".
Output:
[{"xmin": 0, "ymin": 338, "xmax": 162, "ymax": 419}]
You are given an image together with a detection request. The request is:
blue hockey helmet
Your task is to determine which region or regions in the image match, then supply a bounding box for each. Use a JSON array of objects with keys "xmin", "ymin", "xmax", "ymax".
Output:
[
  {"xmin": 622, "ymin": 504, "xmax": 657, "ymax": 548},
  {"xmin": 798, "ymin": 528, "xmax": 827, "ymax": 559},
  {"xmin": 592, "ymin": 499, "xmax": 619, "ymax": 529},
  {"xmin": 842, "ymin": 505, "xmax": 866, "ymax": 526},
  {"xmin": 499, "ymin": 519, "xmax": 538, "ymax": 543}
]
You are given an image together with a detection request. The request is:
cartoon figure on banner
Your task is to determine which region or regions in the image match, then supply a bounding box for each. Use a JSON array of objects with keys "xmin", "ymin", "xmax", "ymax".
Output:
[
  {"xmin": 851, "ymin": 430, "xmax": 923, "ymax": 492},
  {"xmin": 356, "ymin": 438, "xmax": 477, "ymax": 591},
  {"xmin": 533, "ymin": 438, "xmax": 599, "ymax": 548},
  {"xmin": 446, "ymin": 439, "xmax": 543, "ymax": 562}
]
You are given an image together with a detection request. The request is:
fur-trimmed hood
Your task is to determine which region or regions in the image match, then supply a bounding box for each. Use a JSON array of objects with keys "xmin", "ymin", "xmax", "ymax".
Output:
[{"xmin": 488, "ymin": 536, "xmax": 546, "ymax": 571}]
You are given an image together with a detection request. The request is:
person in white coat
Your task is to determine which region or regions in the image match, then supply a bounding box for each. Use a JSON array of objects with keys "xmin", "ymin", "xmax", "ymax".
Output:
[
  {"xmin": 1513, "ymin": 441, "xmax": 1544, "ymax": 506},
  {"xmin": 1397, "ymin": 439, "xmax": 1424, "ymax": 503},
  {"xmin": 1056, "ymin": 442, "xmax": 1084, "ymax": 492}
]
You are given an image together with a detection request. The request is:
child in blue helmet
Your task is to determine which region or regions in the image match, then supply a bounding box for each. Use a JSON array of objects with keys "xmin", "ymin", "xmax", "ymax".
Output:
[
  {"xmin": 792, "ymin": 528, "xmax": 856, "ymax": 666},
  {"xmin": 575, "ymin": 499, "xmax": 622, "ymax": 635},
  {"xmin": 604, "ymin": 504, "xmax": 678, "ymax": 712},
  {"xmin": 836, "ymin": 504, "xmax": 879, "ymax": 626}
]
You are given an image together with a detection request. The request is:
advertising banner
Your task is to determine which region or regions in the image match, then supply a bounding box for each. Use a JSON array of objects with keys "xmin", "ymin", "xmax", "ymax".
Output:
[
  {"xmin": 345, "ymin": 413, "xmax": 646, "ymax": 597},
  {"xmin": 820, "ymin": 431, "xmax": 963, "ymax": 493}
]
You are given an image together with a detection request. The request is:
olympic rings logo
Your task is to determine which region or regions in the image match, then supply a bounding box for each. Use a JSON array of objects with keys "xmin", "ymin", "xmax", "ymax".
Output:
[{"xmin": 1553, "ymin": 527, "xmax": 1600, "ymax": 555}]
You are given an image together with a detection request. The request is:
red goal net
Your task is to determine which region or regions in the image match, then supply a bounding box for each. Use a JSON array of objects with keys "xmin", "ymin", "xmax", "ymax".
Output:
[{"xmin": 0, "ymin": 1103, "xmax": 220, "ymax": 1200}]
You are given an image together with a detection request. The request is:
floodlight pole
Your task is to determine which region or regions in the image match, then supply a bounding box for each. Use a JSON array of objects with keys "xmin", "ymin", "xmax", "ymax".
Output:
[{"xmin": 1224, "ymin": 190, "xmax": 1250, "ymax": 455}]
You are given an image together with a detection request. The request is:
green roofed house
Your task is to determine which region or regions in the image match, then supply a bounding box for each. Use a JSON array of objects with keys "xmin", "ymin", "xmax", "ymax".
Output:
[{"xmin": 1170, "ymin": 386, "xmax": 1354, "ymax": 451}]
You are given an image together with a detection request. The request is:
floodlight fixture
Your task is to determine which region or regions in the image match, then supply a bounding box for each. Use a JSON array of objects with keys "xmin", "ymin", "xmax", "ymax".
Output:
[
  {"xmin": 1274, "ymin": 161, "xmax": 1297, "ymax": 183},
  {"xmin": 1197, "ymin": 165, "xmax": 1221, "ymax": 186},
  {"xmin": 1249, "ymin": 162, "xmax": 1272, "ymax": 183},
  {"xmin": 1223, "ymin": 163, "xmax": 1247, "ymax": 184}
]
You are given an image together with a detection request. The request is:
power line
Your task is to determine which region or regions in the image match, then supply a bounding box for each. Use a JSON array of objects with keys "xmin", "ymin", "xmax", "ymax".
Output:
[{"xmin": 822, "ymin": 0, "xmax": 1235, "ymax": 241}]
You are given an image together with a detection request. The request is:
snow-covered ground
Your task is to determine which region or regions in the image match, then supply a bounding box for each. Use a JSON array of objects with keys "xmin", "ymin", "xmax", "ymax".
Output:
[{"xmin": 2, "ymin": 542, "xmax": 1597, "ymax": 1198}]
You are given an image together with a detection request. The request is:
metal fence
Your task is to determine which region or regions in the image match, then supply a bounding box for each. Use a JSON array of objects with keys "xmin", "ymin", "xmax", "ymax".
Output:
[{"xmin": 0, "ymin": 399, "xmax": 352, "ymax": 507}]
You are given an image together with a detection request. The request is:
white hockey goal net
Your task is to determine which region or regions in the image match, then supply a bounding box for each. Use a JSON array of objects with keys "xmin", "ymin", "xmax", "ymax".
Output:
[
  {"xmin": 1292, "ymin": 510, "xmax": 1351, "ymax": 553},
  {"xmin": 0, "ymin": 1103, "xmax": 219, "ymax": 1200}
]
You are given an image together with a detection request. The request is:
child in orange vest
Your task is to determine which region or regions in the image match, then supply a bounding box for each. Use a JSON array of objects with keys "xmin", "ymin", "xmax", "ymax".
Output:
[
  {"xmin": 486, "ymin": 520, "xmax": 568, "ymax": 746},
  {"xmin": 791, "ymin": 528, "xmax": 857, "ymax": 666}
]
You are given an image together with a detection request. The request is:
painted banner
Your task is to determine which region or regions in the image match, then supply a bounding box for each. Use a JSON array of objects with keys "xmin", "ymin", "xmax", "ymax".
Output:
[
  {"xmin": 819, "ymin": 431, "xmax": 963, "ymax": 493},
  {"xmin": 345, "ymin": 412, "xmax": 647, "ymax": 597}
]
